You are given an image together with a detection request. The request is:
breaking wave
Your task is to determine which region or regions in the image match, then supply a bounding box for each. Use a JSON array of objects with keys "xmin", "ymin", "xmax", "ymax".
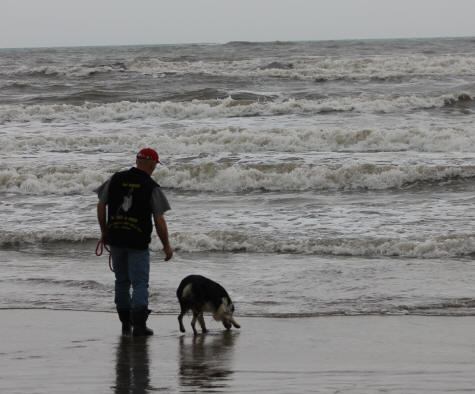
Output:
[
  {"xmin": 0, "ymin": 167, "xmax": 108, "ymax": 195},
  {"xmin": 157, "ymin": 163, "xmax": 475, "ymax": 192},
  {"xmin": 3, "ymin": 52, "xmax": 475, "ymax": 81},
  {"xmin": 0, "ymin": 92, "xmax": 471, "ymax": 123},
  {"xmin": 0, "ymin": 229, "xmax": 97, "ymax": 246},
  {"xmin": 2, "ymin": 228, "xmax": 475, "ymax": 259},
  {"xmin": 124, "ymin": 55, "xmax": 475, "ymax": 81},
  {"xmin": 166, "ymin": 231, "xmax": 475, "ymax": 258},
  {"xmin": 2, "ymin": 163, "xmax": 475, "ymax": 195},
  {"xmin": 9, "ymin": 64, "xmax": 124, "ymax": 78},
  {"xmin": 2, "ymin": 124, "xmax": 475, "ymax": 154}
]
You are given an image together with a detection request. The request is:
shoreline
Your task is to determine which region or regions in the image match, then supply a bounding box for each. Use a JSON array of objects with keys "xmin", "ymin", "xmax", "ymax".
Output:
[
  {"xmin": 2, "ymin": 309, "xmax": 474, "ymax": 393},
  {"xmin": 3, "ymin": 306, "xmax": 475, "ymax": 318}
]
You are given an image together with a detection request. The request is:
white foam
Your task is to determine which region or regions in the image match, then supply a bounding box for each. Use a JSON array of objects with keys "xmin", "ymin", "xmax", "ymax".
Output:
[
  {"xmin": 124, "ymin": 55, "xmax": 475, "ymax": 81},
  {"xmin": 1, "ymin": 227, "xmax": 474, "ymax": 259},
  {"xmin": 0, "ymin": 92, "xmax": 470, "ymax": 123},
  {"xmin": 0, "ymin": 228, "xmax": 96, "ymax": 245},
  {"xmin": 153, "ymin": 231, "xmax": 475, "ymax": 258},
  {"xmin": 8, "ymin": 54, "xmax": 475, "ymax": 81},
  {"xmin": 0, "ymin": 167, "xmax": 109, "ymax": 195},
  {"xmin": 2, "ymin": 162, "xmax": 474, "ymax": 195},
  {"xmin": 1, "ymin": 124, "xmax": 475, "ymax": 154},
  {"xmin": 156, "ymin": 163, "xmax": 475, "ymax": 192},
  {"xmin": 14, "ymin": 64, "xmax": 117, "ymax": 78}
]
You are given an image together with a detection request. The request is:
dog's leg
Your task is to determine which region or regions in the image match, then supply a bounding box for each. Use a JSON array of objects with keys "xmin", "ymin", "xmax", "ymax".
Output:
[
  {"xmin": 178, "ymin": 300, "xmax": 188, "ymax": 333},
  {"xmin": 191, "ymin": 312, "xmax": 198, "ymax": 335},
  {"xmin": 198, "ymin": 313, "xmax": 208, "ymax": 333},
  {"xmin": 178, "ymin": 312, "xmax": 186, "ymax": 333}
]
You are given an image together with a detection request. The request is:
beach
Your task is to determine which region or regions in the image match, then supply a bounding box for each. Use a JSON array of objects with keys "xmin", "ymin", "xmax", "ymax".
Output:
[
  {"xmin": 1, "ymin": 38, "xmax": 475, "ymax": 393},
  {"xmin": 1, "ymin": 309, "xmax": 475, "ymax": 393}
]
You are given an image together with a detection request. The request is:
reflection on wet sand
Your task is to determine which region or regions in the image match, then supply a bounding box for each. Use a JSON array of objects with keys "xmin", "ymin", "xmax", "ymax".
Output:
[
  {"xmin": 179, "ymin": 331, "xmax": 238, "ymax": 392},
  {"xmin": 113, "ymin": 336, "xmax": 151, "ymax": 394}
]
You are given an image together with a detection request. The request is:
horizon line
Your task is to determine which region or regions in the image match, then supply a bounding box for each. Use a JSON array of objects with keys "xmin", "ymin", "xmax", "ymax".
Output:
[{"xmin": 1, "ymin": 35, "xmax": 474, "ymax": 51}]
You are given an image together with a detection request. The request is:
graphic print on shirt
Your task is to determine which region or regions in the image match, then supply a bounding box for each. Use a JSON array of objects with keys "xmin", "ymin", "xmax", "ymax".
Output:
[
  {"xmin": 120, "ymin": 188, "xmax": 134, "ymax": 213},
  {"xmin": 109, "ymin": 183, "xmax": 144, "ymax": 234}
]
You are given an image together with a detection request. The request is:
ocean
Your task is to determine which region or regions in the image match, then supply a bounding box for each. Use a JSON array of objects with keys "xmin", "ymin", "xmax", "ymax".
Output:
[{"xmin": 1, "ymin": 37, "xmax": 474, "ymax": 318}]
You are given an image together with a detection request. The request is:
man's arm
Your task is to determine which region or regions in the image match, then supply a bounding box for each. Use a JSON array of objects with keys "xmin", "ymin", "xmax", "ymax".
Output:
[
  {"xmin": 97, "ymin": 201, "xmax": 107, "ymax": 241},
  {"xmin": 154, "ymin": 214, "xmax": 173, "ymax": 261}
]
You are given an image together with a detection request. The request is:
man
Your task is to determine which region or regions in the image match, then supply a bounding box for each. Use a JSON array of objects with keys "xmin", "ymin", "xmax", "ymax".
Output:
[{"xmin": 96, "ymin": 148, "xmax": 173, "ymax": 336}]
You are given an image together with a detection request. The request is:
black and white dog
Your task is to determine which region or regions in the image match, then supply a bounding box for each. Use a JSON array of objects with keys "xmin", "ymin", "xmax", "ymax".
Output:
[{"xmin": 176, "ymin": 275, "xmax": 241, "ymax": 335}]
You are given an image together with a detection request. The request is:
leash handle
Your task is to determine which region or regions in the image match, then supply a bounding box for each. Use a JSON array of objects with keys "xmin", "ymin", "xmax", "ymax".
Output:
[{"xmin": 95, "ymin": 239, "xmax": 114, "ymax": 272}]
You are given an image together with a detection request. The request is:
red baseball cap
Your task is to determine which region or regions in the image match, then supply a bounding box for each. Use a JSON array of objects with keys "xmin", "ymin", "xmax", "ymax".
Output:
[{"xmin": 136, "ymin": 148, "xmax": 162, "ymax": 164}]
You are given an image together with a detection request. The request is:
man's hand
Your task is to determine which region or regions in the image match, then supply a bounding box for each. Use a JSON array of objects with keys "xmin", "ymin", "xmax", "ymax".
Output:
[
  {"xmin": 154, "ymin": 214, "xmax": 173, "ymax": 261},
  {"xmin": 163, "ymin": 244, "xmax": 173, "ymax": 261}
]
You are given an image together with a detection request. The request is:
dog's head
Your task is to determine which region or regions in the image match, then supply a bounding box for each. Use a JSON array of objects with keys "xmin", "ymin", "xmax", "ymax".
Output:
[
  {"xmin": 216, "ymin": 296, "xmax": 234, "ymax": 317},
  {"xmin": 217, "ymin": 297, "xmax": 240, "ymax": 330}
]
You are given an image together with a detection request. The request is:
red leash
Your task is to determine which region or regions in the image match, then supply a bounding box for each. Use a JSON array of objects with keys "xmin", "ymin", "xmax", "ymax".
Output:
[{"xmin": 95, "ymin": 239, "xmax": 114, "ymax": 272}]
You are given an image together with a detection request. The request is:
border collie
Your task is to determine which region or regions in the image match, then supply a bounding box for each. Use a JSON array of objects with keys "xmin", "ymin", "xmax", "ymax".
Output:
[{"xmin": 176, "ymin": 275, "xmax": 241, "ymax": 335}]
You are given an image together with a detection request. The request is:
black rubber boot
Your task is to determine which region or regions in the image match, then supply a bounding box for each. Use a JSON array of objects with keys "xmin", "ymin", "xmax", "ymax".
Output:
[
  {"xmin": 117, "ymin": 308, "xmax": 132, "ymax": 335},
  {"xmin": 132, "ymin": 309, "xmax": 154, "ymax": 337}
]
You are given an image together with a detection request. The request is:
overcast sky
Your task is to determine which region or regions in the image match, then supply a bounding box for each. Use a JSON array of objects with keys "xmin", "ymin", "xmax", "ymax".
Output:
[{"xmin": 2, "ymin": 0, "xmax": 475, "ymax": 48}]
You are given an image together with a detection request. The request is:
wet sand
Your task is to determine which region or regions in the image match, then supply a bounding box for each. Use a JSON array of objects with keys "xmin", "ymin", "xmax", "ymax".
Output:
[{"xmin": 1, "ymin": 309, "xmax": 474, "ymax": 393}]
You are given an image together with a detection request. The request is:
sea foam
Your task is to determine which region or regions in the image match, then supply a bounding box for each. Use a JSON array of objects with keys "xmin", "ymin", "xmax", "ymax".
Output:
[
  {"xmin": 0, "ymin": 92, "xmax": 471, "ymax": 123},
  {"xmin": 2, "ymin": 124, "xmax": 475, "ymax": 154},
  {"xmin": 164, "ymin": 231, "xmax": 475, "ymax": 258},
  {"xmin": 2, "ymin": 163, "xmax": 474, "ymax": 195},
  {"xmin": 125, "ymin": 55, "xmax": 475, "ymax": 81},
  {"xmin": 2, "ymin": 228, "xmax": 475, "ymax": 259}
]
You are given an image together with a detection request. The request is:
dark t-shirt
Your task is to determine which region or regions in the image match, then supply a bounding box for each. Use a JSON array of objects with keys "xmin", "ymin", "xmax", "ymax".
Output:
[{"xmin": 95, "ymin": 175, "xmax": 171, "ymax": 216}]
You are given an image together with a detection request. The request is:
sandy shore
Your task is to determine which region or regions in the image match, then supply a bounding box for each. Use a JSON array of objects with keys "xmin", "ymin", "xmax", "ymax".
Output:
[{"xmin": 1, "ymin": 309, "xmax": 474, "ymax": 393}]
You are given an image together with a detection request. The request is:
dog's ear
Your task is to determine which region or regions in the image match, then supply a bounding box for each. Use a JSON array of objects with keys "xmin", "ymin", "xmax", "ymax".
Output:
[{"xmin": 221, "ymin": 297, "xmax": 234, "ymax": 315}]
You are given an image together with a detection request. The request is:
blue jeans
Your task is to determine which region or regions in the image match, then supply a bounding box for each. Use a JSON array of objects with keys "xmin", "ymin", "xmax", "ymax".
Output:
[{"xmin": 110, "ymin": 246, "xmax": 150, "ymax": 310}]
